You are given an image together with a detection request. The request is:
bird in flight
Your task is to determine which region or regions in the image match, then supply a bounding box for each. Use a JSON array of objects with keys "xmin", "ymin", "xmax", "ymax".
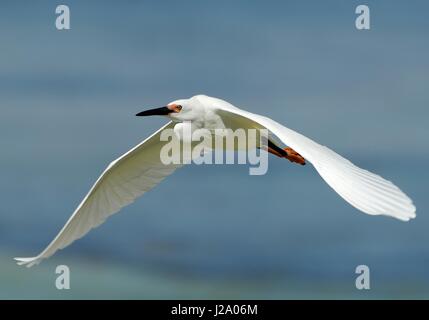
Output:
[{"xmin": 15, "ymin": 95, "xmax": 416, "ymax": 267}]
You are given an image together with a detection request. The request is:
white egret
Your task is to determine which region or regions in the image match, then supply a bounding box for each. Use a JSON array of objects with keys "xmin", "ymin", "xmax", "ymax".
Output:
[{"xmin": 15, "ymin": 94, "xmax": 416, "ymax": 267}]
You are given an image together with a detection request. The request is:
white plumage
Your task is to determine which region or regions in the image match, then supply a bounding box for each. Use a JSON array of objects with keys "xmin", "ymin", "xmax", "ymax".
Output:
[{"xmin": 15, "ymin": 95, "xmax": 415, "ymax": 267}]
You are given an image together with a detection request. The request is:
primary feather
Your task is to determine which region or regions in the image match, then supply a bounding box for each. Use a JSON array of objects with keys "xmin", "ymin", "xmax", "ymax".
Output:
[
  {"xmin": 210, "ymin": 95, "xmax": 416, "ymax": 221},
  {"xmin": 15, "ymin": 95, "xmax": 416, "ymax": 267},
  {"xmin": 15, "ymin": 122, "xmax": 181, "ymax": 267}
]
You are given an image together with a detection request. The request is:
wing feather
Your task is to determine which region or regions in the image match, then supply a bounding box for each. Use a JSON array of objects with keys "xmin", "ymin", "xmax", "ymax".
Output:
[
  {"xmin": 212, "ymin": 98, "xmax": 416, "ymax": 221},
  {"xmin": 15, "ymin": 121, "xmax": 181, "ymax": 267}
]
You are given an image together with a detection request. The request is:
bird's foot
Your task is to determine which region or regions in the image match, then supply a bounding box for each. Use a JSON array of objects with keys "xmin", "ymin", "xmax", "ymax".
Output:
[{"xmin": 284, "ymin": 147, "xmax": 306, "ymax": 165}]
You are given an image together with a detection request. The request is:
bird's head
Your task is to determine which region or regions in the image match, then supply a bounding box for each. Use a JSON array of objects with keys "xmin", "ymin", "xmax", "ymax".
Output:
[{"xmin": 136, "ymin": 98, "xmax": 199, "ymax": 122}]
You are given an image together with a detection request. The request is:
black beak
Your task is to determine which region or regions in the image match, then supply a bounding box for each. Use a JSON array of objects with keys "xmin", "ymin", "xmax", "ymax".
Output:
[{"xmin": 136, "ymin": 106, "xmax": 171, "ymax": 117}]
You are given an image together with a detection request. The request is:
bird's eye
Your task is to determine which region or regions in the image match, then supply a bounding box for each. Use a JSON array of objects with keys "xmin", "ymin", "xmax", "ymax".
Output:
[{"xmin": 176, "ymin": 105, "xmax": 182, "ymax": 111}]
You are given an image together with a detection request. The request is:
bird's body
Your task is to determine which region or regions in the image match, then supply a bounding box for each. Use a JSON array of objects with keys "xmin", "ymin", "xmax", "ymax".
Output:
[{"xmin": 15, "ymin": 95, "xmax": 416, "ymax": 267}]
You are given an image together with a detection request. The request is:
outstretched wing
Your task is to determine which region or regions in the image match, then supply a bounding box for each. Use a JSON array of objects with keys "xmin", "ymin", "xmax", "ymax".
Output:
[
  {"xmin": 212, "ymin": 98, "xmax": 416, "ymax": 221},
  {"xmin": 15, "ymin": 121, "xmax": 181, "ymax": 267}
]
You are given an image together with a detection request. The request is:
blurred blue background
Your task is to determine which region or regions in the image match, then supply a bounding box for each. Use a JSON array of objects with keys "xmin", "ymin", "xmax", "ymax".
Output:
[{"xmin": 1, "ymin": 0, "xmax": 428, "ymax": 299}]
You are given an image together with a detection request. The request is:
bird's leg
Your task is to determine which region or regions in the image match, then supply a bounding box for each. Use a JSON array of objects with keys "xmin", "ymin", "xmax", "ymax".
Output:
[
  {"xmin": 266, "ymin": 145, "xmax": 286, "ymax": 158},
  {"xmin": 283, "ymin": 147, "xmax": 306, "ymax": 165},
  {"xmin": 265, "ymin": 140, "xmax": 306, "ymax": 165}
]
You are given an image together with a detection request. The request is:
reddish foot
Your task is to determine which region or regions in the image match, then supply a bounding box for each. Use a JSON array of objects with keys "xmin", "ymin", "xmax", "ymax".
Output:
[{"xmin": 284, "ymin": 147, "xmax": 306, "ymax": 165}]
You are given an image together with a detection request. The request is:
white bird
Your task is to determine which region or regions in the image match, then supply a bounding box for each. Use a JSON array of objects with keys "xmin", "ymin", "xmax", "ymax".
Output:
[{"xmin": 15, "ymin": 94, "xmax": 416, "ymax": 267}]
